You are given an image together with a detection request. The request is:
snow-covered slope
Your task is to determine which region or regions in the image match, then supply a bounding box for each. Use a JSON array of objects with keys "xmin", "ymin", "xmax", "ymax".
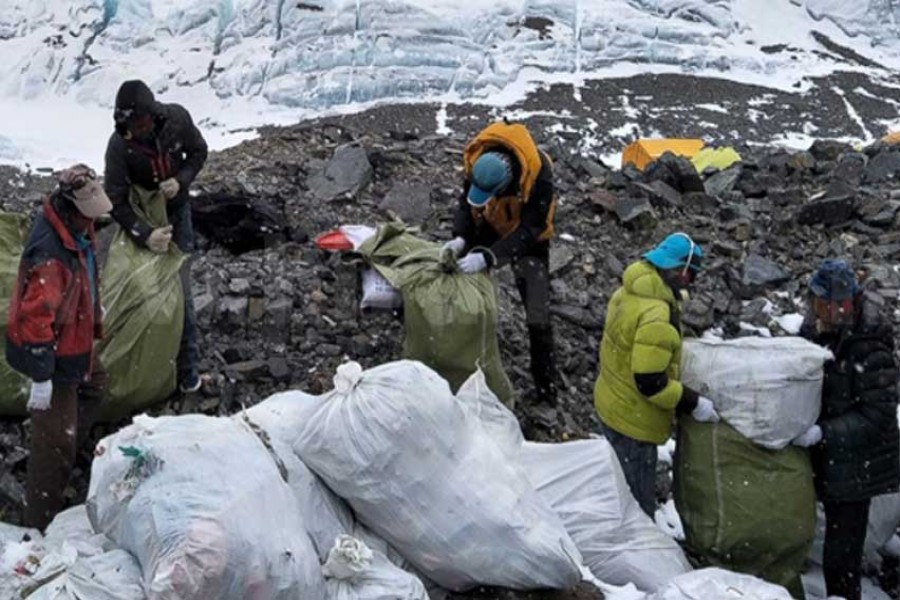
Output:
[{"xmin": 1, "ymin": 0, "xmax": 899, "ymax": 168}]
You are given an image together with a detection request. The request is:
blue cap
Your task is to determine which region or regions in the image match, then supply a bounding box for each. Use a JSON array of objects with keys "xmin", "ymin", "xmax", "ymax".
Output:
[
  {"xmin": 643, "ymin": 232, "xmax": 703, "ymax": 271},
  {"xmin": 810, "ymin": 259, "xmax": 858, "ymax": 300},
  {"xmin": 468, "ymin": 152, "xmax": 513, "ymax": 207}
]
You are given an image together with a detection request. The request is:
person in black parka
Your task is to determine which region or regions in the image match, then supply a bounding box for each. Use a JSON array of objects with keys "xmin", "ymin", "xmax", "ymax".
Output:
[
  {"xmin": 795, "ymin": 259, "xmax": 900, "ymax": 600},
  {"xmin": 104, "ymin": 80, "xmax": 208, "ymax": 393}
]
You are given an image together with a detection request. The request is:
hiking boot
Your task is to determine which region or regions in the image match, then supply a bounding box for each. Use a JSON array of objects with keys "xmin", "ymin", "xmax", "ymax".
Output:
[{"xmin": 179, "ymin": 375, "xmax": 202, "ymax": 394}]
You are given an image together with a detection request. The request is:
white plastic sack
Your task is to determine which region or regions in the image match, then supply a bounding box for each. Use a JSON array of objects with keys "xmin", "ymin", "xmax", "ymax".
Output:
[
  {"xmin": 87, "ymin": 414, "xmax": 325, "ymax": 600},
  {"xmin": 29, "ymin": 549, "xmax": 146, "ymax": 600},
  {"xmin": 681, "ymin": 337, "xmax": 833, "ymax": 449},
  {"xmin": 522, "ymin": 440, "xmax": 691, "ymax": 592},
  {"xmin": 360, "ymin": 268, "xmax": 402, "ymax": 310},
  {"xmin": 292, "ymin": 360, "xmax": 583, "ymax": 592},
  {"xmin": 243, "ymin": 396, "xmax": 429, "ymax": 600},
  {"xmin": 650, "ymin": 568, "xmax": 792, "ymax": 600}
]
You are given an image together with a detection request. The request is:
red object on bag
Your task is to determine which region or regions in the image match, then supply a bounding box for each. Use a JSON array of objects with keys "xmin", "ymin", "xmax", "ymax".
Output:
[{"xmin": 314, "ymin": 230, "xmax": 353, "ymax": 251}]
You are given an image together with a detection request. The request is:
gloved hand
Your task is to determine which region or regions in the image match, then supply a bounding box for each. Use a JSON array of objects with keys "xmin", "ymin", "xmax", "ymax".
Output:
[
  {"xmin": 159, "ymin": 178, "xmax": 180, "ymax": 200},
  {"xmin": 146, "ymin": 225, "xmax": 173, "ymax": 254},
  {"xmin": 442, "ymin": 237, "xmax": 466, "ymax": 256},
  {"xmin": 27, "ymin": 380, "xmax": 53, "ymax": 412},
  {"xmin": 692, "ymin": 396, "xmax": 720, "ymax": 423},
  {"xmin": 791, "ymin": 424, "xmax": 823, "ymax": 447},
  {"xmin": 457, "ymin": 252, "xmax": 487, "ymax": 274}
]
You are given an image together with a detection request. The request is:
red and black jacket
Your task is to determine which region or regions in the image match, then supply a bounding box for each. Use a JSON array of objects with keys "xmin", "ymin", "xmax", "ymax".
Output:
[{"xmin": 6, "ymin": 200, "xmax": 102, "ymax": 384}]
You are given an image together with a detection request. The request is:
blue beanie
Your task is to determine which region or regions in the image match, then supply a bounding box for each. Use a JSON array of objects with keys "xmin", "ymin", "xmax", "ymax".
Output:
[
  {"xmin": 810, "ymin": 259, "xmax": 858, "ymax": 300},
  {"xmin": 644, "ymin": 232, "xmax": 703, "ymax": 271},
  {"xmin": 468, "ymin": 152, "xmax": 513, "ymax": 207}
]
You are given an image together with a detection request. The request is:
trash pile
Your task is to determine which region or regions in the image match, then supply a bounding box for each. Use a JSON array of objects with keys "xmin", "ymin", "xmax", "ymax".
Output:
[{"xmin": 1, "ymin": 359, "xmax": 825, "ymax": 599}]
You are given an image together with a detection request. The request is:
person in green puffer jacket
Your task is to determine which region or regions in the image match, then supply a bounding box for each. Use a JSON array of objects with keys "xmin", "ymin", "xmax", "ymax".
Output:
[{"xmin": 594, "ymin": 232, "xmax": 719, "ymax": 516}]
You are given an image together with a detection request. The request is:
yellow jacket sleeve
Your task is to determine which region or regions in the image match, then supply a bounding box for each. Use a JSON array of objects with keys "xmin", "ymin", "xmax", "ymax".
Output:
[{"xmin": 631, "ymin": 317, "xmax": 683, "ymax": 410}]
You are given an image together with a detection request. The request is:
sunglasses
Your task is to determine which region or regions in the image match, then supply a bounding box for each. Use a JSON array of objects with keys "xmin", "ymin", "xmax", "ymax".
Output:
[{"xmin": 58, "ymin": 165, "xmax": 97, "ymax": 199}]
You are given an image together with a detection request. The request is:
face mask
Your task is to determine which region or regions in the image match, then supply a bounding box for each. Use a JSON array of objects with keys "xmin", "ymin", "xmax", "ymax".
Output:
[{"xmin": 813, "ymin": 296, "xmax": 854, "ymax": 330}]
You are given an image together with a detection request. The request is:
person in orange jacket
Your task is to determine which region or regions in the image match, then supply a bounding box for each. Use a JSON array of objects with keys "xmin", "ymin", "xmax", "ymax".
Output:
[{"xmin": 444, "ymin": 121, "xmax": 558, "ymax": 403}]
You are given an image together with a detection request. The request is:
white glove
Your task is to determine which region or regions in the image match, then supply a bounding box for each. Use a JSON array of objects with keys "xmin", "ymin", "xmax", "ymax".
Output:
[
  {"xmin": 27, "ymin": 380, "xmax": 53, "ymax": 412},
  {"xmin": 692, "ymin": 396, "xmax": 720, "ymax": 423},
  {"xmin": 457, "ymin": 252, "xmax": 488, "ymax": 274},
  {"xmin": 442, "ymin": 237, "xmax": 466, "ymax": 256},
  {"xmin": 146, "ymin": 225, "xmax": 173, "ymax": 254},
  {"xmin": 159, "ymin": 178, "xmax": 180, "ymax": 200},
  {"xmin": 791, "ymin": 424, "xmax": 823, "ymax": 447}
]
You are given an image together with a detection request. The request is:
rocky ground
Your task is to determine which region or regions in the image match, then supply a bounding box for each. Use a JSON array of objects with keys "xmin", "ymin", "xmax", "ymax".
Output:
[{"xmin": 2, "ymin": 70, "xmax": 900, "ymax": 598}]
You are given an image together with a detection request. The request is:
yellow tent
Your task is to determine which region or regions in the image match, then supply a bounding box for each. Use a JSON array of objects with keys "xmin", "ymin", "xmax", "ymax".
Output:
[
  {"xmin": 622, "ymin": 139, "xmax": 704, "ymax": 170},
  {"xmin": 691, "ymin": 147, "xmax": 742, "ymax": 173},
  {"xmin": 883, "ymin": 131, "xmax": 900, "ymax": 145}
]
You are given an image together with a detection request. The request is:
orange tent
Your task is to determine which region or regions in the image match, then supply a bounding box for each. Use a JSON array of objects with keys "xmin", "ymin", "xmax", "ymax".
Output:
[
  {"xmin": 622, "ymin": 139, "xmax": 705, "ymax": 170},
  {"xmin": 883, "ymin": 131, "xmax": 900, "ymax": 145}
]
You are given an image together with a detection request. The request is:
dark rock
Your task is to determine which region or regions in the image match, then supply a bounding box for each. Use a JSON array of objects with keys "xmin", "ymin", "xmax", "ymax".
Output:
[
  {"xmin": 797, "ymin": 181, "xmax": 856, "ymax": 225},
  {"xmin": 682, "ymin": 191, "xmax": 718, "ymax": 213},
  {"xmin": 267, "ymin": 357, "xmax": 292, "ymax": 381},
  {"xmin": 741, "ymin": 254, "xmax": 791, "ymax": 298},
  {"xmin": 229, "ymin": 278, "xmax": 251, "ymax": 294},
  {"xmin": 713, "ymin": 240, "xmax": 743, "ymax": 258},
  {"xmin": 549, "ymin": 246, "xmax": 576, "ymax": 275},
  {"xmin": 809, "ymin": 139, "xmax": 852, "ymax": 162},
  {"xmin": 769, "ymin": 187, "xmax": 805, "ymax": 207},
  {"xmin": 833, "ymin": 153, "xmax": 867, "ymax": 183},
  {"xmin": 320, "ymin": 343, "xmax": 343, "ymax": 357},
  {"xmin": 248, "ymin": 296, "xmax": 267, "ymax": 322},
  {"xmin": 307, "ymin": 143, "xmax": 373, "ymax": 201},
  {"xmin": 787, "ymin": 151, "xmax": 816, "ymax": 173},
  {"xmin": 863, "ymin": 151, "xmax": 900, "ymax": 184},
  {"xmin": 378, "ymin": 182, "xmax": 433, "ymax": 225},
  {"xmin": 682, "ymin": 296, "xmax": 715, "ymax": 330},
  {"xmin": 704, "ymin": 166, "xmax": 742, "ymax": 198},
  {"xmin": 549, "ymin": 305, "xmax": 602, "ymax": 329},
  {"xmin": 226, "ymin": 360, "xmax": 269, "ymax": 381},
  {"xmin": 633, "ymin": 180, "xmax": 682, "ymax": 208},
  {"xmin": 219, "ymin": 296, "xmax": 249, "ymax": 327},
  {"xmin": 735, "ymin": 171, "xmax": 767, "ymax": 198},
  {"xmin": 615, "ymin": 195, "xmax": 657, "ymax": 229},
  {"xmin": 645, "ymin": 152, "xmax": 704, "ymax": 194},
  {"xmin": 590, "ymin": 189, "xmax": 617, "ymax": 213},
  {"xmin": 264, "ymin": 297, "xmax": 293, "ymax": 338},
  {"xmin": 606, "ymin": 170, "xmax": 630, "ymax": 190},
  {"xmin": 0, "ymin": 472, "xmax": 25, "ymax": 507}
]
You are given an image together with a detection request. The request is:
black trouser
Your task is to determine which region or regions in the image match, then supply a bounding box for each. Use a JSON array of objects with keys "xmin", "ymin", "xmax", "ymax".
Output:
[
  {"xmin": 512, "ymin": 256, "xmax": 557, "ymax": 403},
  {"xmin": 823, "ymin": 498, "xmax": 872, "ymax": 600},
  {"xmin": 602, "ymin": 422, "xmax": 658, "ymax": 517}
]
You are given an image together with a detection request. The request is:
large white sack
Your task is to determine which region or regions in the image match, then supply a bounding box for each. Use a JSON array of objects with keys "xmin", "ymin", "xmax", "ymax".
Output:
[
  {"xmin": 681, "ymin": 337, "xmax": 832, "ymax": 449},
  {"xmin": 651, "ymin": 568, "xmax": 792, "ymax": 599},
  {"xmin": 243, "ymin": 397, "xmax": 431, "ymax": 600},
  {"xmin": 87, "ymin": 414, "xmax": 325, "ymax": 600},
  {"xmin": 292, "ymin": 360, "xmax": 583, "ymax": 592},
  {"xmin": 522, "ymin": 440, "xmax": 691, "ymax": 592}
]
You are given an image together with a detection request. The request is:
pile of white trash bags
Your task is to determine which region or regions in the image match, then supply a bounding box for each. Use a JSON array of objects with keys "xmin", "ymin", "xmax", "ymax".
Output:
[{"xmin": 1, "ymin": 359, "xmax": 812, "ymax": 599}]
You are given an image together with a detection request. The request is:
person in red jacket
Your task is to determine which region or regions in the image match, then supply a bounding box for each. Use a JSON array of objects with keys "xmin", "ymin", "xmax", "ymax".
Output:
[{"xmin": 6, "ymin": 164, "xmax": 112, "ymax": 530}]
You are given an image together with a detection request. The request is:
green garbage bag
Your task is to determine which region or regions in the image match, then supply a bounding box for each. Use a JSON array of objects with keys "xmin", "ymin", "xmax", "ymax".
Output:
[
  {"xmin": 359, "ymin": 224, "xmax": 514, "ymax": 406},
  {"xmin": 0, "ymin": 212, "xmax": 31, "ymax": 416},
  {"xmin": 97, "ymin": 186, "xmax": 185, "ymax": 420},
  {"xmin": 673, "ymin": 419, "xmax": 816, "ymax": 598}
]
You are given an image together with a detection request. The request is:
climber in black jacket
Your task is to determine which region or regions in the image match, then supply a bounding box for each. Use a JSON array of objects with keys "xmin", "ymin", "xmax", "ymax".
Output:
[
  {"xmin": 103, "ymin": 80, "xmax": 208, "ymax": 393},
  {"xmin": 796, "ymin": 259, "xmax": 900, "ymax": 600}
]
